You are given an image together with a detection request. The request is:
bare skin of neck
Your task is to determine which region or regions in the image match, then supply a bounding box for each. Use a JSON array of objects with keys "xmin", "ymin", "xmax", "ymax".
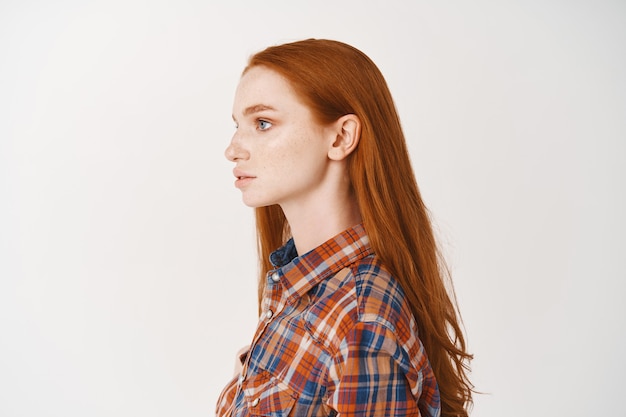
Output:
[{"xmin": 280, "ymin": 166, "xmax": 362, "ymax": 256}]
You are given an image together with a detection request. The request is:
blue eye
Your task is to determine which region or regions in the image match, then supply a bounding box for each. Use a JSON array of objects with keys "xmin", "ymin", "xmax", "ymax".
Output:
[{"xmin": 257, "ymin": 119, "xmax": 272, "ymax": 131}]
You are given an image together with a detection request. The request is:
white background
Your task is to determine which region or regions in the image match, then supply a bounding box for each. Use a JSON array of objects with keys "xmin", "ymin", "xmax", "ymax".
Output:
[{"xmin": 1, "ymin": 1, "xmax": 624, "ymax": 416}]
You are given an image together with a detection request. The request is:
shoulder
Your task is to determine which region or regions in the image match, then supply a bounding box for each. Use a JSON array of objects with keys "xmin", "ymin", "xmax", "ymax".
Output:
[
  {"xmin": 352, "ymin": 255, "xmax": 408, "ymax": 331},
  {"xmin": 304, "ymin": 255, "xmax": 413, "ymax": 351}
]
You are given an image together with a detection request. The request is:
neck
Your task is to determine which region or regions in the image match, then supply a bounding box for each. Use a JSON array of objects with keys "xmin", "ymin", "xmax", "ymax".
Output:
[{"xmin": 281, "ymin": 192, "xmax": 361, "ymax": 256}]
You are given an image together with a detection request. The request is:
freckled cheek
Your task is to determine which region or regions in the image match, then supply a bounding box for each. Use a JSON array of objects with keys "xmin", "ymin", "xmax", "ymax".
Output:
[
  {"xmin": 265, "ymin": 143, "xmax": 300, "ymax": 169},
  {"xmin": 262, "ymin": 132, "xmax": 319, "ymax": 174},
  {"xmin": 273, "ymin": 159, "xmax": 300, "ymax": 177},
  {"xmin": 257, "ymin": 153, "xmax": 297, "ymax": 177}
]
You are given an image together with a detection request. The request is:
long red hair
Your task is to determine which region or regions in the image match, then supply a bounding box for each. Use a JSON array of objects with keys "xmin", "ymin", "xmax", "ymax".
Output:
[{"xmin": 244, "ymin": 39, "xmax": 473, "ymax": 416}]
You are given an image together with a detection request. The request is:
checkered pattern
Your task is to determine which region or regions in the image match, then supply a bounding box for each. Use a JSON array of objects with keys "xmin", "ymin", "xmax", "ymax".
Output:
[{"xmin": 216, "ymin": 224, "xmax": 440, "ymax": 416}]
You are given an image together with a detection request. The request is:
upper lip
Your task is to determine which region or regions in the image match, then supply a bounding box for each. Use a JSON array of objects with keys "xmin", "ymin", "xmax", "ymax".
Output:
[{"xmin": 233, "ymin": 168, "xmax": 255, "ymax": 179}]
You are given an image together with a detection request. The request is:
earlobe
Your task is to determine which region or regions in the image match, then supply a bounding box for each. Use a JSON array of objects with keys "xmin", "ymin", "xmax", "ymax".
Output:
[{"xmin": 328, "ymin": 114, "xmax": 361, "ymax": 161}]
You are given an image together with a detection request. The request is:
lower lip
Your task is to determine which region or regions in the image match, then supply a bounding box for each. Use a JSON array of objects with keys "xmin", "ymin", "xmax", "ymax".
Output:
[{"xmin": 235, "ymin": 177, "xmax": 254, "ymax": 188}]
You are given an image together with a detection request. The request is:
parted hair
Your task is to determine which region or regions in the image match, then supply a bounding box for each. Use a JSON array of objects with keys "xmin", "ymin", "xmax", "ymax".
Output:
[{"xmin": 245, "ymin": 39, "xmax": 473, "ymax": 417}]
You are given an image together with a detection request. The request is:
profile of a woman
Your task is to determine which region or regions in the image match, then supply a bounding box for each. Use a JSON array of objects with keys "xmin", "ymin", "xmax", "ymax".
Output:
[{"xmin": 217, "ymin": 38, "xmax": 473, "ymax": 417}]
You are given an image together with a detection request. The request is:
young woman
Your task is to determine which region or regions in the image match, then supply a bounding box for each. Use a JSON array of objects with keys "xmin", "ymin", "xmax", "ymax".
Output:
[{"xmin": 217, "ymin": 39, "xmax": 473, "ymax": 417}]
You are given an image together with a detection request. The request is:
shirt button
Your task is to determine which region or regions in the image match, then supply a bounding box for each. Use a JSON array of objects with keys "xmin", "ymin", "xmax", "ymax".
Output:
[
  {"xmin": 271, "ymin": 272, "xmax": 280, "ymax": 282},
  {"xmin": 265, "ymin": 309, "xmax": 273, "ymax": 320},
  {"xmin": 251, "ymin": 397, "xmax": 260, "ymax": 407},
  {"xmin": 237, "ymin": 375, "xmax": 244, "ymax": 386}
]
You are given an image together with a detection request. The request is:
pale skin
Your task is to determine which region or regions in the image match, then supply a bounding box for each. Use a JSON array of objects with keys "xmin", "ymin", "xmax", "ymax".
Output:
[
  {"xmin": 225, "ymin": 66, "xmax": 363, "ymax": 375},
  {"xmin": 225, "ymin": 66, "xmax": 362, "ymax": 256}
]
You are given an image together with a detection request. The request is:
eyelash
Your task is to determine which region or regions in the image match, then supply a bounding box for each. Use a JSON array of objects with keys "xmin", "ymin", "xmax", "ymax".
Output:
[{"xmin": 257, "ymin": 119, "xmax": 272, "ymax": 131}]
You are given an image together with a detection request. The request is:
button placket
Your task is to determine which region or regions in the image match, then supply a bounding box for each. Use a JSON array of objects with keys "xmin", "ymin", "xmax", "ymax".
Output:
[
  {"xmin": 241, "ymin": 275, "xmax": 281, "ymax": 383},
  {"xmin": 235, "ymin": 268, "xmax": 288, "ymax": 408},
  {"xmin": 244, "ymin": 271, "xmax": 284, "ymax": 372},
  {"xmin": 263, "ymin": 269, "xmax": 285, "ymax": 323}
]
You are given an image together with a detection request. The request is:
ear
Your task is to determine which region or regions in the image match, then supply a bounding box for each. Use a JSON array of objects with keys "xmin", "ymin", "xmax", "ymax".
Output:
[{"xmin": 327, "ymin": 114, "xmax": 361, "ymax": 161}]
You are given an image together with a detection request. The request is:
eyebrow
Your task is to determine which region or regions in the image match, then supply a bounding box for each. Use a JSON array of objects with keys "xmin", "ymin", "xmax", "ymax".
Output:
[{"xmin": 243, "ymin": 104, "xmax": 277, "ymax": 116}]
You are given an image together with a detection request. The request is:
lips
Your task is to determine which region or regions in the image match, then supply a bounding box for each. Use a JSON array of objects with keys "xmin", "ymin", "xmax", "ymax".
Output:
[{"xmin": 233, "ymin": 168, "xmax": 256, "ymax": 188}]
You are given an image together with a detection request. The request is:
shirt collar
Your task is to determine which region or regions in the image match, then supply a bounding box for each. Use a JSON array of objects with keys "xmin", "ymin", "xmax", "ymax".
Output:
[{"xmin": 268, "ymin": 223, "xmax": 372, "ymax": 304}]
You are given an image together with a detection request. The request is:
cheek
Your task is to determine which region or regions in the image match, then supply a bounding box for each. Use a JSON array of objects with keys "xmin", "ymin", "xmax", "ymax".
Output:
[
  {"xmin": 265, "ymin": 127, "xmax": 327, "ymax": 173},
  {"xmin": 265, "ymin": 138, "xmax": 302, "ymax": 167}
]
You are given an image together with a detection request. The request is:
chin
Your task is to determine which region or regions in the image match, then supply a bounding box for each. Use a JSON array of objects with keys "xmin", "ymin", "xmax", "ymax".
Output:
[{"xmin": 241, "ymin": 196, "xmax": 271, "ymax": 208}]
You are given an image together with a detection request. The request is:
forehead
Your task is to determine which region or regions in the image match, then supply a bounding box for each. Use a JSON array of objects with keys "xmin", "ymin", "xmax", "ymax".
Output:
[{"xmin": 233, "ymin": 66, "xmax": 304, "ymax": 114}]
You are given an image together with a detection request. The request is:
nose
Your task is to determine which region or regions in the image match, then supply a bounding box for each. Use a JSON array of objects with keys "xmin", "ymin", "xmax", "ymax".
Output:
[{"xmin": 224, "ymin": 132, "xmax": 249, "ymax": 162}]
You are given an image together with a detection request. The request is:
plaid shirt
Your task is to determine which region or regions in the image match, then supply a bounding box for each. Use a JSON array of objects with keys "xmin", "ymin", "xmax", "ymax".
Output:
[{"xmin": 216, "ymin": 224, "xmax": 440, "ymax": 416}]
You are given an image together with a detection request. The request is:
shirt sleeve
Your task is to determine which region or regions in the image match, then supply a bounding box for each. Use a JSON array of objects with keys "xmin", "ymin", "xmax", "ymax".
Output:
[{"xmin": 325, "ymin": 321, "xmax": 421, "ymax": 416}]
